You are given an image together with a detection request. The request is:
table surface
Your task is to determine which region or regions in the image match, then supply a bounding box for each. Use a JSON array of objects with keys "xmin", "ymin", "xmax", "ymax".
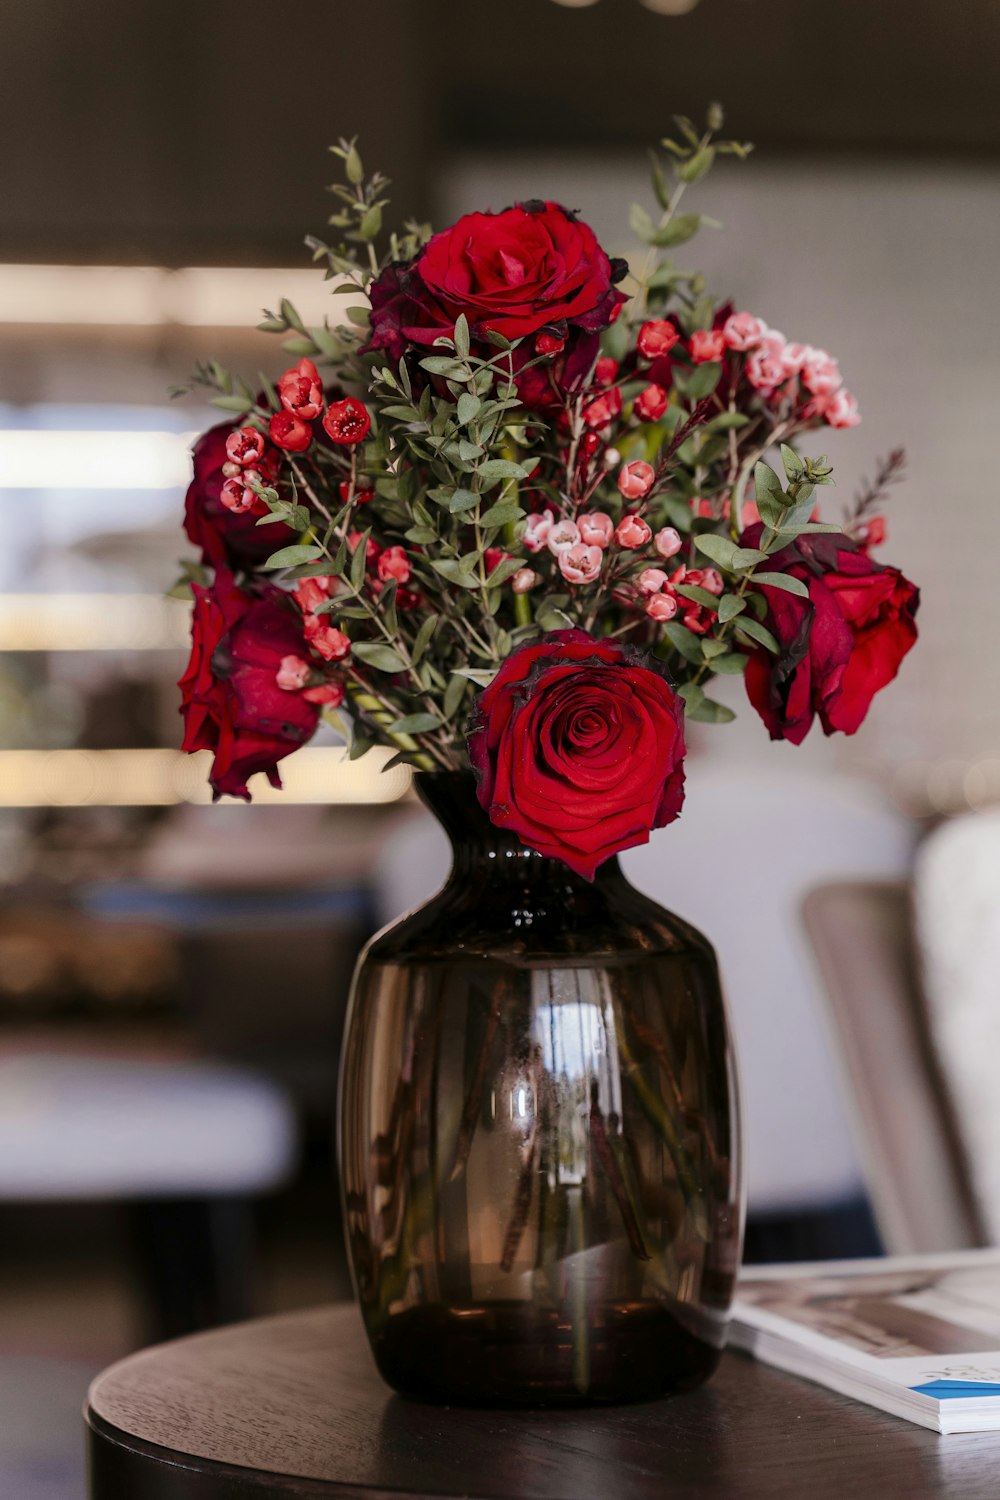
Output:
[{"xmin": 86, "ymin": 1303, "xmax": 1000, "ymax": 1500}]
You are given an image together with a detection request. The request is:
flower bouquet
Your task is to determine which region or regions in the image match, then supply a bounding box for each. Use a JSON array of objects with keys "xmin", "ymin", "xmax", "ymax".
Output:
[{"xmin": 177, "ymin": 106, "xmax": 919, "ymax": 1405}]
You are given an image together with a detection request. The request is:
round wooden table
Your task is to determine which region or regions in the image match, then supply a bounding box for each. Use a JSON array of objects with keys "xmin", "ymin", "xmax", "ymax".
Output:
[{"xmin": 86, "ymin": 1303, "xmax": 1000, "ymax": 1499}]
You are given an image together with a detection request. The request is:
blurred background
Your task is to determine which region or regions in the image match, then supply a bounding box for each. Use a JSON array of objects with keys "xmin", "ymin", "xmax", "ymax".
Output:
[{"xmin": 2, "ymin": 1, "xmax": 1000, "ymax": 1493}]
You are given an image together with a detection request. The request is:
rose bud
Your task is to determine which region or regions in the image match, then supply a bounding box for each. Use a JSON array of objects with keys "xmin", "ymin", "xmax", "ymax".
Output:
[
  {"xmin": 339, "ymin": 478, "xmax": 374, "ymax": 505},
  {"xmin": 689, "ymin": 328, "xmax": 726, "ymax": 364},
  {"xmin": 578, "ymin": 511, "xmax": 615, "ymax": 548},
  {"xmin": 617, "ymin": 460, "xmax": 655, "ymax": 501},
  {"xmin": 322, "ymin": 396, "xmax": 371, "ymax": 445},
  {"xmin": 637, "ymin": 567, "xmax": 669, "ymax": 596},
  {"xmin": 559, "ymin": 543, "xmax": 603, "ymax": 585},
  {"xmin": 645, "ymin": 593, "xmax": 678, "ymax": 622},
  {"xmin": 377, "ymin": 545, "xmax": 411, "ymax": 584},
  {"xmin": 822, "ymin": 389, "xmax": 861, "ymax": 428},
  {"xmin": 583, "ymin": 387, "xmax": 622, "ymax": 430},
  {"xmin": 800, "ymin": 350, "xmax": 843, "ymax": 396},
  {"xmin": 653, "ymin": 526, "xmax": 682, "ymax": 560},
  {"xmin": 305, "ymin": 619, "xmax": 351, "ymax": 662},
  {"xmin": 856, "ymin": 515, "xmax": 887, "ymax": 548},
  {"xmin": 547, "ymin": 519, "xmax": 582, "ymax": 555},
  {"xmin": 634, "ymin": 383, "xmax": 668, "ymax": 422},
  {"xmin": 278, "ymin": 358, "xmax": 324, "ymax": 421},
  {"xmin": 276, "ymin": 654, "xmax": 312, "ymax": 692},
  {"xmin": 535, "ymin": 330, "xmax": 566, "ymax": 356},
  {"xmin": 637, "ymin": 320, "xmax": 680, "ymax": 360},
  {"xmin": 220, "ymin": 476, "xmax": 257, "ymax": 514},
  {"xmin": 521, "ymin": 509, "xmax": 555, "ymax": 553},
  {"xmin": 511, "ymin": 567, "xmax": 539, "ymax": 594},
  {"xmin": 615, "ymin": 513, "xmax": 653, "ymax": 549},
  {"xmin": 722, "ymin": 310, "xmax": 767, "ymax": 351},
  {"xmin": 269, "ymin": 410, "xmax": 312, "ymax": 453},
  {"xmin": 225, "ymin": 426, "xmax": 266, "ymax": 467},
  {"xmin": 594, "ymin": 356, "xmax": 619, "ymax": 387},
  {"xmin": 303, "ymin": 680, "xmax": 347, "ymax": 707}
]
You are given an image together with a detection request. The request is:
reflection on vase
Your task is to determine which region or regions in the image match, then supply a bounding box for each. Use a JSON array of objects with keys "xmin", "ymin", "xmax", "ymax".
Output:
[{"xmin": 339, "ymin": 771, "xmax": 743, "ymax": 1405}]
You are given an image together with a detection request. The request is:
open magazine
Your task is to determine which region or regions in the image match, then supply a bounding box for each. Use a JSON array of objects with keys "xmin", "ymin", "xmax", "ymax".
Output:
[{"xmin": 732, "ymin": 1248, "xmax": 1000, "ymax": 1434}]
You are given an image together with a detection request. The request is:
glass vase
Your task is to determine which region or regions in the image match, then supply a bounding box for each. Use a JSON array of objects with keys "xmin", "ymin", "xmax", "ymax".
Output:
[{"xmin": 338, "ymin": 770, "xmax": 743, "ymax": 1405}]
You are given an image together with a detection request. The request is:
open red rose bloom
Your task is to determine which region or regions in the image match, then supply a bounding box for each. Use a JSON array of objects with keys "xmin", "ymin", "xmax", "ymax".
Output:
[
  {"xmin": 469, "ymin": 632, "xmax": 686, "ymax": 879},
  {"xmin": 176, "ymin": 120, "xmax": 919, "ymax": 871}
]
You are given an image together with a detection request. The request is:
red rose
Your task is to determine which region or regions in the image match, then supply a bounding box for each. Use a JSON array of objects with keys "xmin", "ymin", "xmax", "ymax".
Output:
[
  {"xmin": 179, "ymin": 569, "xmax": 319, "ymax": 799},
  {"xmin": 184, "ymin": 422, "xmax": 295, "ymax": 567},
  {"xmin": 741, "ymin": 527, "xmax": 919, "ymax": 743},
  {"xmin": 468, "ymin": 630, "xmax": 686, "ymax": 880},
  {"xmin": 366, "ymin": 200, "xmax": 627, "ymax": 358}
]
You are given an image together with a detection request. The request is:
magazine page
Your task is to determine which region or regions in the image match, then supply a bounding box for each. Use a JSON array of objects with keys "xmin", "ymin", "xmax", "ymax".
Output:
[{"xmin": 733, "ymin": 1250, "xmax": 1000, "ymax": 1432}]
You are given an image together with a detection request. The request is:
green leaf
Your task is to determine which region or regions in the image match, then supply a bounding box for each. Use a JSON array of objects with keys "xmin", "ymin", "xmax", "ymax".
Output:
[
  {"xmin": 694, "ymin": 533, "xmax": 738, "ymax": 569},
  {"xmin": 705, "ymin": 411, "xmax": 750, "ymax": 432},
  {"xmin": 775, "ymin": 521, "xmax": 842, "ymax": 538},
  {"xmin": 629, "ymin": 202, "xmax": 656, "ymax": 243},
  {"xmin": 701, "ymin": 638, "xmax": 728, "ymax": 659},
  {"xmin": 752, "ymin": 571, "xmax": 809, "ymax": 597},
  {"xmin": 651, "ymin": 212, "xmax": 703, "ymax": 248},
  {"xmin": 456, "ymin": 392, "xmax": 480, "ymax": 426},
  {"xmin": 358, "ymin": 205, "xmax": 382, "ymax": 240},
  {"xmin": 453, "ymin": 314, "xmax": 470, "ymax": 360},
  {"xmin": 780, "ymin": 443, "xmax": 805, "ymax": 480},
  {"xmin": 210, "ymin": 395, "xmax": 255, "ymax": 414},
  {"xmin": 484, "ymin": 329, "xmax": 513, "ymax": 351},
  {"xmin": 682, "ymin": 362, "xmax": 721, "ymax": 400},
  {"xmin": 674, "ymin": 583, "xmax": 720, "ymax": 610},
  {"xmin": 261, "ymin": 544, "xmax": 323, "ymax": 570},
  {"xmin": 348, "ymin": 731, "xmax": 376, "ymax": 762},
  {"xmin": 754, "ymin": 460, "xmax": 787, "ymax": 528},
  {"xmin": 344, "ymin": 142, "xmax": 364, "ymax": 184},
  {"xmin": 349, "ymin": 528, "xmax": 370, "ymax": 591},
  {"xmin": 485, "ymin": 555, "xmax": 525, "ymax": 588},
  {"xmin": 736, "ymin": 618, "xmax": 780, "ymax": 654},
  {"xmin": 731, "ymin": 546, "xmax": 768, "ymax": 569},
  {"xmin": 419, "ymin": 356, "xmax": 470, "ymax": 380},
  {"xmin": 678, "ymin": 682, "xmax": 736, "ymax": 723},
  {"xmin": 477, "ymin": 458, "xmax": 530, "ymax": 487},
  {"xmin": 679, "ymin": 145, "xmax": 715, "ymax": 183},
  {"xmin": 447, "ymin": 489, "xmax": 480, "ymax": 515},
  {"xmin": 404, "ymin": 526, "xmax": 437, "ymax": 544},
  {"xmin": 431, "ymin": 557, "xmax": 480, "ymax": 589},
  {"xmin": 710, "ymin": 652, "xmax": 748, "ymax": 675},
  {"xmin": 351, "ymin": 642, "xmax": 407, "ymax": 673},
  {"xmin": 717, "ymin": 594, "xmax": 746, "ymax": 624},
  {"xmin": 479, "ymin": 501, "xmax": 524, "ymax": 528},
  {"xmin": 663, "ymin": 621, "xmax": 705, "ymax": 664},
  {"xmin": 387, "ymin": 713, "xmax": 442, "ymax": 735},
  {"xmin": 444, "ymin": 672, "xmax": 469, "ymax": 719},
  {"xmin": 410, "ymin": 615, "xmax": 439, "ymax": 666}
]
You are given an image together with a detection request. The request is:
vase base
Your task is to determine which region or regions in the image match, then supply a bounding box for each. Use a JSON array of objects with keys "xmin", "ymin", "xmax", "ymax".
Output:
[{"xmin": 369, "ymin": 1298, "xmax": 724, "ymax": 1407}]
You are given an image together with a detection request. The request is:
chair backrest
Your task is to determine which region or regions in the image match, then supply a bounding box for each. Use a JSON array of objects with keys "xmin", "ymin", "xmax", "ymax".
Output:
[{"xmin": 802, "ymin": 879, "xmax": 985, "ymax": 1253}]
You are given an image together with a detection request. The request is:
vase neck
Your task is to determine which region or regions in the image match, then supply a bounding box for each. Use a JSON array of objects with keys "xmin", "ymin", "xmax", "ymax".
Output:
[{"xmin": 415, "ymin": 771, "xmax": 625, "ymax": 896}]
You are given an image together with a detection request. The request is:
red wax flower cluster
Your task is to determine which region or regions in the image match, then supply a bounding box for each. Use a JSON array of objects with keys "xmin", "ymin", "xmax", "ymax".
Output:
[{"xmin": 176, "ymin": 117, "xmax": 919, "ymax": 874}]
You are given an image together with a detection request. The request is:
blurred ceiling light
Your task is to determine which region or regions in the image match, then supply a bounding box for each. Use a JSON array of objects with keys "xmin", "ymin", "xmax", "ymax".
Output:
[
  {"xmin": 0, "ymin": 595, "xmax": 190, "ymax": 651},
  {"xmin": 0, "ymin": 265, "xmax": 360, "ymax": 328},
  {"xmin": 639, "ymin": 0, "xmax": 702, "ymax": 11},
  {"xmin": 0, "ymin": 429, "xmax": 197, "ymax": 489},
  {"xmin": 549, "ymin": 0, "xmax": 601, "ymax": 7},
  {"xmin": 0, "ymin": 747, "xmax": 410, "ymax": 807}
]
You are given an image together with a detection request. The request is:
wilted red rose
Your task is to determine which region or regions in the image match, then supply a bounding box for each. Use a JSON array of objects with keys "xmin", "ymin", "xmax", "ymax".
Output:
[
  {"xmin": 741, "ymin": 526, "xmax": 919, "ymax": 743},
  {"xmin": 468, "ymin": 630, "xmax": 686, "ymax": 879},
  {"xmin": 179, "ymin": 569, "xmax": 319, "ymax": 799},
  {"xmin": 184, "ymin": 423, "xmax": 295, "ymax": 567},
  {"xmin": 367, "ymin": 201, "xmax": 627, "ymax": 360}
]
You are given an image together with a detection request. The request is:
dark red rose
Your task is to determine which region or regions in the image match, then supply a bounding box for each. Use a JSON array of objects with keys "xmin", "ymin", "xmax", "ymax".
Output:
[
  {"xmin": 741, "ymin": 526, "xmax": 919, "ymax": 743},
  {"xmin": 366, "ymin": 201, "xmax": 627, "ymax": 359},
  {"xmin": 468, "ymin": 630, "xmax": 686, "ymax": 880},
  {"xmin": 179, "ymin": 568, "xmax": 319, "ymax": 800},
  {"xmin": 184, "ymin": 422, "xmax": 296, "ymax": 567}
]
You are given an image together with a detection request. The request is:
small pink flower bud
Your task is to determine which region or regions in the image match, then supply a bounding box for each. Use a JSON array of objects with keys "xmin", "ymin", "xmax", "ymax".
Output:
[
  {"xmin": 220, "ymin": 476, "xmax": 256, "ymax": 514},
  {"xmin": 617, "ymin": 460, "xmax": 655, "ymax": 501},
  {"xmin": 700, "ymin": 568, "xmax": 724, "ymax": 596},
  {"xmin": 559, "ymin": 543, "xmax": 603, "ymax": 585},
  {"xmin": 377, "ymin": 545, "xmax": 411, "ymax": 584},
  {"xmin": 637, "ymin": 319, "xmax": 680, "ymax": 360},
  {"xmin": 521, "ymin": 509, "xmax": 554, "ymax": 553},
  {"xmin": 547, "ymin": 519, "xmax": 581, "ymax": 555},
  {"xmin": 221, "ymin": 460, "xmax": 242, "ymax": 479},
  {"xmin": 723, "ymin": 311, "xmax": 767, "ymax": 351},
  {"xmin": 801, "ymin": 350, "xmax": 843, "ymax": 396},
  {"xmin": 511, "ymin": 567, "xmax": 539, "ymax": 594},
  {"xmin": 304, "ymin": 619, "xmax": 351, "ymax": 662},
  {"xmin": 583, "ymin": 388, "xmax": 622, "ymax": 430},
  {"xmin": 594, "ymin": 356, "xmax": 618, "ymax": 386},
  {"xmin": 645, "ymin": 594, "xmax": 678, "ymax": 622},
  {"xmin": 303, "ymin": 680, "xmax": 346, "ymax": 707},
  {"xmin": 615, "ymin": 514, "xmax": 652, "ymax": 550},
  {"xmin": 277, "ymin": 654, "xmax": 311, "ymax": 692},
  {"xmin": 578, "ymin": 511, "xmax": 615, "ymax": 548},
  {"xmin": 653, "ymin": 526, "xmax": 682, "ymax": 560},
  {"xmin": 634, "ymin": 383, "xmax": 669, "ymax": 422},
  {"xmin": 603, "ymin": 447, "xmax": 620, "ymax": 468},
  {"xmin": 689, "ymin": 328, "xmax": 725, "ymax": 364},
  {"xmin": 746, "ymin": 349, "xmax": 787, "ymax": 391},
  {"xmin": 225, "ymin": 426, "xmax": 266, "ymax": 467},
  {"xmin": 637, "ymin": 567, "xmax": 669, "ymax": 596},
  {"xmin": 822, "ymin": 388, "xmax": 861, "ymax": 428}
]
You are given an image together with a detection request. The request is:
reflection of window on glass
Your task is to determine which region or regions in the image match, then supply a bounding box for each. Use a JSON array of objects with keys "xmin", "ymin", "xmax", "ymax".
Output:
[{"xmin": 534, "ymin": 972, "xmax": 623, "ymax": 1188}]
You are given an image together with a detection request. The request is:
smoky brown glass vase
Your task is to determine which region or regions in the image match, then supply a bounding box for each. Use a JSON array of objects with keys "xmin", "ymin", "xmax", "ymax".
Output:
[{"xmin": 338, "ymin": 771, "xmax": 743, "ymax": 1406}]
